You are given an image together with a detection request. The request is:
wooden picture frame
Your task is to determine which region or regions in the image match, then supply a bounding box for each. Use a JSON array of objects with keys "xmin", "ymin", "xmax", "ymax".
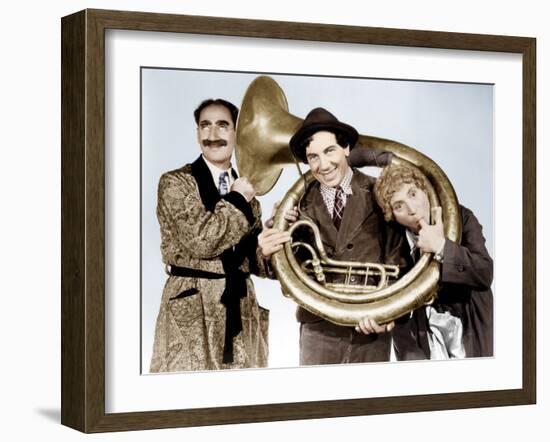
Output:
[{"xmin": 61, "ymin": 8, "xmax": 536, "ymax": 433}]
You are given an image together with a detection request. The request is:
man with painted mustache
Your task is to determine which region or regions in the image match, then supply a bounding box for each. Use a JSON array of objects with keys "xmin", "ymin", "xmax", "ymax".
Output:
[{"xmin": 150, "ymin": 98, "xmax": 269, "ymax": 372}]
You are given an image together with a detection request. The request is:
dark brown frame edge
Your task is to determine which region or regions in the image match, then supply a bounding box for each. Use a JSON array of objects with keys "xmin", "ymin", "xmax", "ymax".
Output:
[{"xmin": 61, "ymin": 8, "xmax": 536, "ymax": 433}]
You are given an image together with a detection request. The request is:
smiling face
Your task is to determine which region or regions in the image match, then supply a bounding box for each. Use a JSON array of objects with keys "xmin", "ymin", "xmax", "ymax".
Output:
[
  {"xmin": 390, "ymin": 183, "xmax": 431, "ymax": 233},
  {"xmin": 305, "ymin": 131, "xmax": 350, "ymax": 188},
  {"xmin": 196, "ymin": 104, "xmax": 236, "ymax": 169}
]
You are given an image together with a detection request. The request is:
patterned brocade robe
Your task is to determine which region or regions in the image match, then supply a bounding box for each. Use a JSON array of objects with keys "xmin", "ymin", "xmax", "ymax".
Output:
[{"xmin": 150, "ymin": 156, "xmax": 269, "ymax": 372}]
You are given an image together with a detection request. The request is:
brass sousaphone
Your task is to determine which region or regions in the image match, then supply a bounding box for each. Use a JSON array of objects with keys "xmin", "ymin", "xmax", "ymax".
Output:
[{"xmin": 236, "ymin": 76, "xmax": 462, "ymax": 325}]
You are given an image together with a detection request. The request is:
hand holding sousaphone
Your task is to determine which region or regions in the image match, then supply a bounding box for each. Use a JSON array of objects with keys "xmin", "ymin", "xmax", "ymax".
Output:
[{"xmin": 236, "ymin": 75, "xmax": 461, "ymax": 326}]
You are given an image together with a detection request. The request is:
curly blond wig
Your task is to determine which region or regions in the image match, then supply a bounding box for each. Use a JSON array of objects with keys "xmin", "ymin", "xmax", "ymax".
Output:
[{"xmin": 374, "ymin": 163, "xmax": 429, "ymax": 222}]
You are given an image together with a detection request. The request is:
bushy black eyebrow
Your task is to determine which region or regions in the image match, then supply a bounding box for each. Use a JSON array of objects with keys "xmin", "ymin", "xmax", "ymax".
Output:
[{"xmin": 199, "ymin": 119, "xmax": 231, "ymax": 126}]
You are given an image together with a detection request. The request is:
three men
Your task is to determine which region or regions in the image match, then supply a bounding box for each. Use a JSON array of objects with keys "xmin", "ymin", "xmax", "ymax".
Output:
[
  {"xmin": 372, "ymin": 163, "xmax": 494, "ymax": 359},
  {"xmin": 150, "ymin": 99, "xmax": 269, "ymax": 372},
  {"xmin": 259, "ymin": 107, "xmax": 403, "ymax": 365},
  {"xmin": 150, "ymin": 95, "xmax": 493, "ymax": 370}
]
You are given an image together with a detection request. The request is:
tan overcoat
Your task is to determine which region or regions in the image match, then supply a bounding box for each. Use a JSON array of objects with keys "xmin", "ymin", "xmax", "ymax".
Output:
[{"xmin": 150, "ymin": 156, "xmax": 269, "ymax": 372}]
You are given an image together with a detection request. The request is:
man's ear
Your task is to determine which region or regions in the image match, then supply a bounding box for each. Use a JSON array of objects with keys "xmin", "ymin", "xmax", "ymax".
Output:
[{"xmin": 196, "ymin": 127, "xmax": 202, "ymax": 145}]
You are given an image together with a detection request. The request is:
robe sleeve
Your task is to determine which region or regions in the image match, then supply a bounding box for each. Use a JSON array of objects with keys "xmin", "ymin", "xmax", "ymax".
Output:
[{"xmin": 157, "ymin": 172, "xmax": 253, "ymax": 259}]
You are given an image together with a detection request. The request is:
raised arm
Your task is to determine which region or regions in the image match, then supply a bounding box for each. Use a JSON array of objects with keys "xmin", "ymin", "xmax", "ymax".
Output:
[{"xmin": 157, "ymin": 172, "xmax": 254, "ymax": 259}]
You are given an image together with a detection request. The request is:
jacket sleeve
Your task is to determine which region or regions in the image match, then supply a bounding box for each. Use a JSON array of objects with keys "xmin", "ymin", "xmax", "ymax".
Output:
[
  {"xmin": 157, "ymin": 172, "xmax": 253, "ymax": 259},
  {"xmin": 440, "ymin": 206, "xmax": 493, "ymax": 290}
]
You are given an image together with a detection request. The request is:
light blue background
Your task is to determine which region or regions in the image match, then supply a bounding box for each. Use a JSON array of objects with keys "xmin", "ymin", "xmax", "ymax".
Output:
[{"xmin": 141, "ymin": 69, "xmax": 493, "ymax": 370}]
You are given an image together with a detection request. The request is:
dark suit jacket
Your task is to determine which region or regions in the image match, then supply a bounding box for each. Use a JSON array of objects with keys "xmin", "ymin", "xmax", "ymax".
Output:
[
  {"xmin": 296, "ymin": 169, "xmax": 405, "ymax": 323},
  {"xmin": 392, "ymin": 205, "xmax": 494, "ymax": 359}
]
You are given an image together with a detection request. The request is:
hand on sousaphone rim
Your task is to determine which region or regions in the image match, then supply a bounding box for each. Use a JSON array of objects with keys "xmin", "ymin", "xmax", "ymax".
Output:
[{"xmin": 258, "ymin": 201, "xmax": 299, "ymax": 259}]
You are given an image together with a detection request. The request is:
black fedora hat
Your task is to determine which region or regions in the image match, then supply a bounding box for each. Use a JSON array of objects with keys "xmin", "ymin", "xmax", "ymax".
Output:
[{"xmin": 289, "ymin": 107, "xmax": 359, "ymax": 162}]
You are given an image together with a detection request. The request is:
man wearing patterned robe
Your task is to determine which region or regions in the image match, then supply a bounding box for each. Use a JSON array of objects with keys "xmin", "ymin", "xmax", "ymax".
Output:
[{"xmin": 150, "ymin": 99, "xmax": 269, "ymax": 372}]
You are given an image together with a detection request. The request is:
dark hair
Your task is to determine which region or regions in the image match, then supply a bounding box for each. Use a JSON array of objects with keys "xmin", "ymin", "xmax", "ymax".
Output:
[
  {"xmin": 297, "ymin": 130, "xmax": 351, "ymax": 163},
  {"xmin": 193, "ymin": 99, "xmax": 239, "ymax": 127}
]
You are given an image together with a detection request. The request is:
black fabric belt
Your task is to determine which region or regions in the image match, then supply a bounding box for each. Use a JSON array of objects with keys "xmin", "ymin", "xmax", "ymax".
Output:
[
  {"xmin": 167, "ymin": 264, "xmax": 250, "ymax": 280},
  {"xmin": 167, "ymin": 264, "xmax": 226, "ymax": 279},
  {"xmin": 167, "ymin": 264, "xmax": 250, "ymax": 364}
]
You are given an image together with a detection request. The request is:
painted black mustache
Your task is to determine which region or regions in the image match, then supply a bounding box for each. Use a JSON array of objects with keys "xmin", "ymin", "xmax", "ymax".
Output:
[{"xmin": 202, "ymin": 139, "xmax": 227, "ymax": 147}]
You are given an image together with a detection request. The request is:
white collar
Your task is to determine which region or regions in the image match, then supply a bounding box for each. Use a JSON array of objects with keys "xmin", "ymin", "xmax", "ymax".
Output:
[
  {"xmin": 405, "ymin": 229, "xmax": 418, "ymax": 253},
  {"xmin": 202, "ymin": 155, "xmax": 234, "ymax": 186}
]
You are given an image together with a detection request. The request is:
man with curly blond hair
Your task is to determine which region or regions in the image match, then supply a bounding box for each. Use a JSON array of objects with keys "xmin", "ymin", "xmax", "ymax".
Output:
[{"xmin": 369, "ymin": 163, "xmax": 494, "ymax": 360}]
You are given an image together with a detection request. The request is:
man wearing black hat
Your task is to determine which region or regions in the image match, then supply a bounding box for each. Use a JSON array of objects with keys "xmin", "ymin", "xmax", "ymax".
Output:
[{"xmin": 259, "ymin": 107, "xmax": 404, "ymax": 365}]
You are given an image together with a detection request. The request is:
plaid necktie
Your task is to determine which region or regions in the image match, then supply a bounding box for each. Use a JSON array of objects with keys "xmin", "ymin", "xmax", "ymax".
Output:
[
  {"xmin": 333, "ymin": 186, "xmax": 345, "ymax": 230},
  {"xmin": 218, "ymin": 171, "xmax": 229, "ymax": 196}
]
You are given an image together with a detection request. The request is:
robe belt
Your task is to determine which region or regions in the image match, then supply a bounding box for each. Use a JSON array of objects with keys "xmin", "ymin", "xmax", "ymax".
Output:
[{"xmin": 166, "ymin": 264, "xmax": 250, "ymax": 364}]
